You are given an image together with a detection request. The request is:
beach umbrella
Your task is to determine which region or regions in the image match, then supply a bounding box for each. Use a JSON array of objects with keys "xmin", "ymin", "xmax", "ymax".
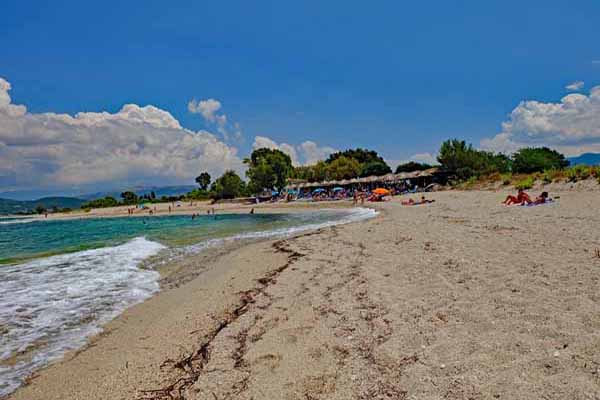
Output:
[
  {"xmin": 332, "ymin": 187, "xmax": 344, "ymax": 192},
  {"xmin": 373, "ymin": 188, "xmax": 390, "ymax": 195},
  {"xmin": 313, "ymin": 188, "xmax": 326, "ymax": 193}
]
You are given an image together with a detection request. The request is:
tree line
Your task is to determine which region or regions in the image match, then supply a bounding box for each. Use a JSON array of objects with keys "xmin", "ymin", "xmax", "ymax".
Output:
[
  {"xmin": 436, "ymin": 139, "xmax": 569, "ymax": 180},
  {"xmin": 82, "ymin": 140, "xmax": 577, "ymax": 207}
]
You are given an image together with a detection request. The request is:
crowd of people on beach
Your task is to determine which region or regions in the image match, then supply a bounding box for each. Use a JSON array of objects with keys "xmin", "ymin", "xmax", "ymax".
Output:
[
  {"xmin": 122, "ymin": 186, "xmax": 553, "ymax": 221},
  {"xmin": 280, "ymin": 181, "xmax": 430, "ymax": 204}
]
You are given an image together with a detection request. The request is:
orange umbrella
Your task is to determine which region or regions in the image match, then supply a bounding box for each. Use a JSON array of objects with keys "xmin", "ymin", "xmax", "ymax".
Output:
[{"xmin": 373, "ymin": 188, "xmax": 390, "ymax": 195}]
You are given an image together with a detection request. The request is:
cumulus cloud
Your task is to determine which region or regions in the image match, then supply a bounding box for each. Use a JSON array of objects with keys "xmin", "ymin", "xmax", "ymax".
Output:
[
  {"xmin": 481, "ymin": 85, "xmax": 600, "ymax": 156},
  {"xmin": 188, "ymin": 98, "xmax": 221, "ymax": 122},
  {"xmin": 251, "ymin": 136, "xmax": 336, "ymax": 166},
  {"xmin": 0, "ymin": 77, "xmax": 244, "ymax": 191},
  {"xmin": 409, "ymin": 152, "xmax": 437, "ymax": 165},
  {"xmin": 188, "ymin": 98, "xmax": 242, "ymax": 142},
  {"xmin": 565, "ymin": 80, "xmax": 584, "ymax": 91}
]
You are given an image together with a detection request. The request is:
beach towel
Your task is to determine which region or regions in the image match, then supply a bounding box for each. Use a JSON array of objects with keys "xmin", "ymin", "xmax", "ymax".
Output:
[{"xmin": 520, "ymin": 199, "xmax": 555, "ymax": 207}]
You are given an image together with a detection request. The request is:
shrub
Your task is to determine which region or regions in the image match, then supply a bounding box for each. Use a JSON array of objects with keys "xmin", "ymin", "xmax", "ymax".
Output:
[
  {"xmin": 501, "ymin": 173, "xmax": 512, "ymax": 185},
  {"xmin": 566, "ymin": 165, "xmax": 592, "ymax": 182},
  {"xmin": 542, "ymin": 168, "xmax": 565, "ymax": 183},
  {"xmin": 515, "ymin": 176, "xmax": 534, "ymax": 190}
]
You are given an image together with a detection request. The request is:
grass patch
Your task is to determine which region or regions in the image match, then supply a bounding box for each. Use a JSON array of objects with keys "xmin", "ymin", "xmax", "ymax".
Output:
[
  {"xmin": 514, "ymin": 176, "xmax": 534, "ymax": 190},
  {"xmin": 566, "ymin": 165, "xmax": 593, "ymax": 182}
]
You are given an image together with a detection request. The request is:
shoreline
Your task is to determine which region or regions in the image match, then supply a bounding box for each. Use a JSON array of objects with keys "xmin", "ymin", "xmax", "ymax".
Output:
[
  {"xmin": 16, "ymin": 198, "xmax": 358, "ymax": 223},
  {"xmin": 7, "ymin": 190, "xmax": 600, "ymax": 399},
  {"xmin": 2, "ymin": 205, "xmax": 378, "ymax": 398}
]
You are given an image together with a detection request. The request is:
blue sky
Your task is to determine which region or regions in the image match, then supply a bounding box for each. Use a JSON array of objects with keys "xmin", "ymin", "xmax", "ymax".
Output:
[{"xmin": 1, "ymin": 0, "xmax": 600, "ymax": 197}]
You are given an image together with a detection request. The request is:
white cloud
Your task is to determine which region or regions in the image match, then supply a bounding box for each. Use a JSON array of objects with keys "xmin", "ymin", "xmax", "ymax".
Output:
[
  {"xmin": 481, "ymin": 85, "xmax": 600, "ymax": 156},
  {"xmin": 565, "ymin": 80, "xmax": 584, "ymax": 91},
  {"xmin": 0, "ymin": 77, "xmax": 244, "ymax": 191},
  {"xmin": 409, "ymin": 152, "xmax": 437, "ymax": 165},
  {"xmin": 188, "ymin": 98, "xmax": 242, "ymax": 142},
  {"xmin": 188, "ymin": 98, "xmax": 221, "ymax": 122},
  {"xmin": 251, "ymin": 136, "xmax": 336, "ymax": 166},
  {"xmin": 299, "ymin": 141, "xmax": 337, "ymax": 165}
]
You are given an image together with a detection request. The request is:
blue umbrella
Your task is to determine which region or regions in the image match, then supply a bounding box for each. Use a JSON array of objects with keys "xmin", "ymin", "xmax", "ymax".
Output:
[
  {"xmin": 332, "ymin": 187, "xmax": 344, "ymax": 192},
  {"xmin": 313, "ymin": 188, "xmax": 326, "ymax": 193}
]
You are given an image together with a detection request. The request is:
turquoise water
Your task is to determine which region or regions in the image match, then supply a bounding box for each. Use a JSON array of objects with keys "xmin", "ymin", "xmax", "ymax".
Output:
[
  {"xmin": 0, "ymin": 208, "xmax": 376, "ymax": 396},
  {"xmin": 0, "ymin": 212, "xmax": 350, "ymax": 264}
]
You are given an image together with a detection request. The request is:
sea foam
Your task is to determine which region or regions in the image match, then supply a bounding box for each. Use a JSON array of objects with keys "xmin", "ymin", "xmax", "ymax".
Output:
[
  {"xmin": 0, "ymin": 207, "xmax": 377, "ymax": 396},
  {"xmin": 0, "ymin": 237, "xmax": 164, "ymax": 397}
]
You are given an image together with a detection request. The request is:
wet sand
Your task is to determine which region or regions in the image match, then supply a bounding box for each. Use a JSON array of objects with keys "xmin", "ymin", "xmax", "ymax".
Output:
[{"xmin": 8, "ymin": 190, "xmax": 600, "ymax": 399}]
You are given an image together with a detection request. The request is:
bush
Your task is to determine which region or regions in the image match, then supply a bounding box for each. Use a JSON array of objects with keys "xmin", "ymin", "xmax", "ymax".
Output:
[
  {"xmin": 466, "ymin": 176, "xmax": 478, "ymax": 187},
  {"xmin": 566, "ymin": 165, "xmax": 592, "ymax": 182},
  {"xmin": 515, "ymin": 176, "xmax": 534, "ymax": 190},
  {"xmin": 542, "ymin": 168, "xmax": 565, "ymax": 183},
  {"xmin": 501, "ymin": 173, "xmax": 512, "ymax": 185}
]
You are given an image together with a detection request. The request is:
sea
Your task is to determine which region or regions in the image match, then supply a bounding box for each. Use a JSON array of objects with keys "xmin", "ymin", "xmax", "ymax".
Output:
[{"xmin": 0, "ymin": 208, "xmax": 375, "ymax": 396}]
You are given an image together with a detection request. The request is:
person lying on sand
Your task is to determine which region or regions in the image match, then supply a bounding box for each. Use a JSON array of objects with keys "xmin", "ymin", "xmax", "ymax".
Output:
[
  {"xmin": 524, "ymin": 191, "xmax": 550, "ymax": 205},
  {"xmin": 401, "ymin": 196, "xmax": 435, "ymax": 206},
  {"xmin": 502, "ymin": 189, "xmax": 532, "ymax": 205}
]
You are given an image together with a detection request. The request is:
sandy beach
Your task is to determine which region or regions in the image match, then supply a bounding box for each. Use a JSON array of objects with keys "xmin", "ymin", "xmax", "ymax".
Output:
[{"xmin": 7, "ymin": 190, "xmax": 600, "ymax": 399}]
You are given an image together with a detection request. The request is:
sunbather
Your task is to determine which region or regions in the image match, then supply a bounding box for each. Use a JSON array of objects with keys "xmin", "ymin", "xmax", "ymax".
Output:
[
  {"xmin": 525, "ymin": 191, "xmax": 550, "ymax": 205},
  {"xmin": 402, "ymin": 196, "xmax": 434, "ymax": 205},
  {"xmin": 503, "ymin": 189, "xmax": 532, "ymax": 205}
]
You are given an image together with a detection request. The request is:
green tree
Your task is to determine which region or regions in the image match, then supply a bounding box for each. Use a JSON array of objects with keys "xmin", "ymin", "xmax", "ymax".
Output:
[
  {"xmin": 292, "ymin": 160, "xmax": 329, "ymax": 182},
  {"xmin": 210, "ymin": 170, "xmax": 247, "ymax": 199},
  {"xmin": 326, "ymin": 148, "xmax": 386, "ymax": 165},
  {"xmin": 512, "ymin": 147, "xmax": 569, "ymax": 173},
  {"xmin": 395, "ymin": 161, "xmax": 433, "ymax": 173},
  {"xmin": 120, "ymin": 191, "xmax": 138, "ymax": 205},
  {"xmin": 437, "ymin": 139, "xmax": 511, "ymax": 180},
  {"xmin": 195, "ymin": 172, "xmax": 212, "ymax": 190},
  {"xmin": 82, "ymin": 196, "xmax": 119, "ymax": 209},
  {"xmin": 326, "ymin": 156, "xmax": 361, "ymax": 180},
  {"xmin": 359, "ymin": 161, "xmax": 392, "ymax": 177},
  {"xmin": 245, "ymin": 148, "xmax": 293, "ymax": 193}
]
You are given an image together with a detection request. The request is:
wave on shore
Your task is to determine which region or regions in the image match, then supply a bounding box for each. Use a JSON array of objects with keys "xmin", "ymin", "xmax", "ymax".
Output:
[
  {"xmin": 0, "ymin": 207, "xmax": 376, "ymax": 396},
  {"xmin": 0, "ymin": 237, "xmax": 165, "ymax": 397}
]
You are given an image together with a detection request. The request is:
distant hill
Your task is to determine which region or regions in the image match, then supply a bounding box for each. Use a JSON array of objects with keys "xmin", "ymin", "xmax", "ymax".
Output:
[
  {"xmin": 0, "ymin": 197, "xmax": 86, "ymax": 215},
  {"xmin": 568, "ymin": 153, "xmax": 600, "ymax": 166},
  {"xmin": 80, "ymin": 185, "xmax": 197, "ymax": 201}
]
